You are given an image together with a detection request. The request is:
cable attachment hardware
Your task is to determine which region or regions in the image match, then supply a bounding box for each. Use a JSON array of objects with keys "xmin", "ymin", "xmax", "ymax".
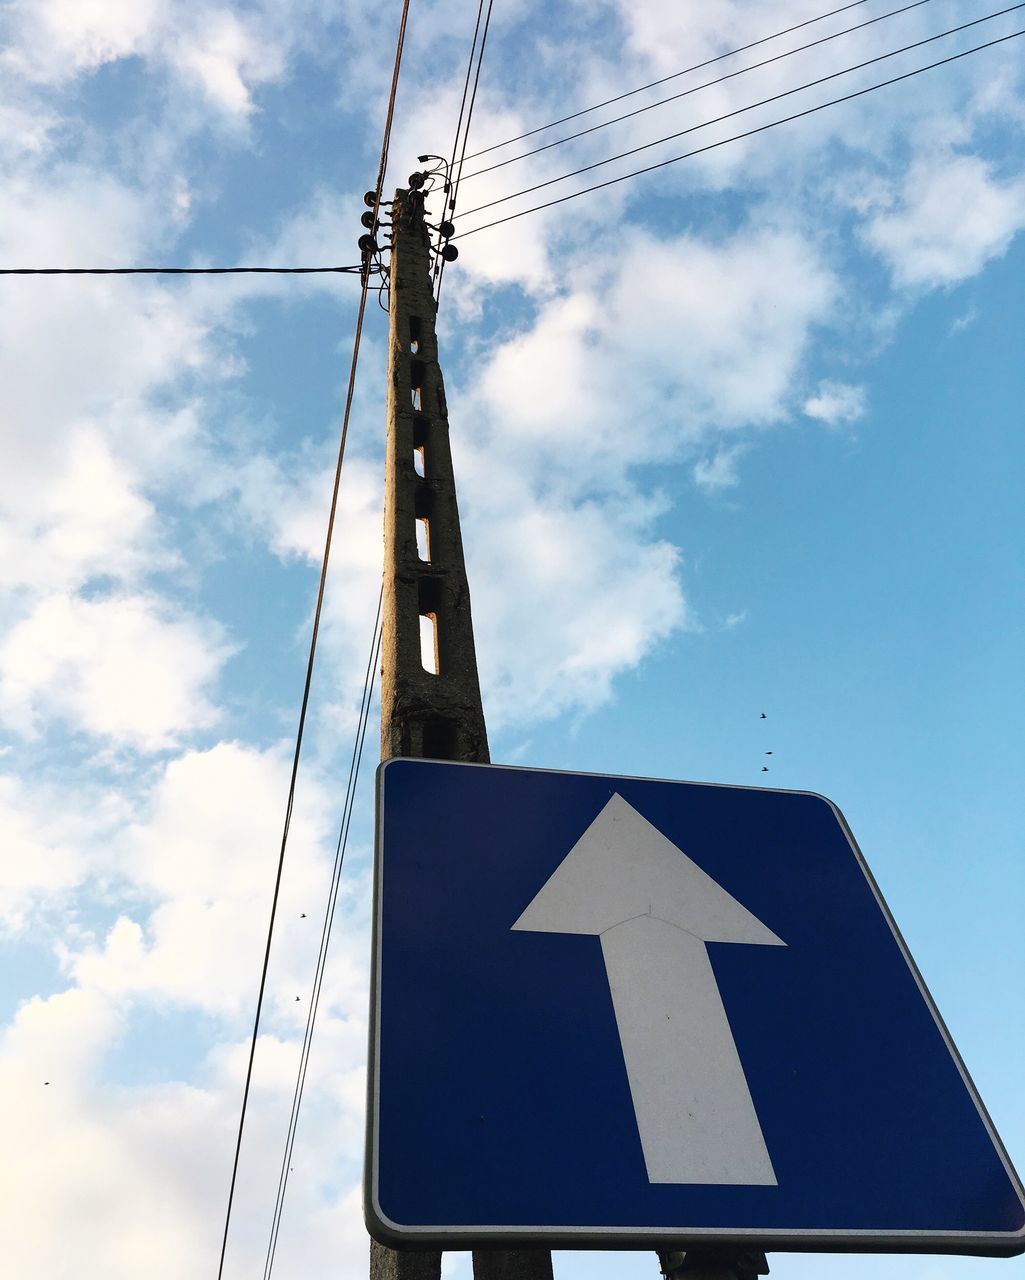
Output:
[{"xmin": 658, "ymin": 1251, "xmax": 769, "ymax": 1280}]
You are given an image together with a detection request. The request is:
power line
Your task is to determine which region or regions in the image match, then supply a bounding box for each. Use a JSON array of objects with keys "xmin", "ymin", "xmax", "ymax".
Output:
[
  {"xmin": 462, "ymin": 0, "xmax": 873, "ymax": 161},
  {"xmin": 262, "ymin": 588, "xmax": 384, "ymax": 1280},
  {"xmin": 449, "ymin": 0, "xmax": 496, "ymax": 210},
  {"xmin": 455, "ymin": 27, "xmax": 1025, "ymax": 241},
  {"xmin": 455, "ymin": 7, "xmax": 1024, "ymax": 224},
  {"xmin": 460, "ymin": 0, "xmax": 935, "ymax": 182},
  {"xmin": 432, "ymin": 0, "xmax": 489, "ymax": 298},
  {"xmin": 444, "ymin": 0, "xmax": 488, "ymax": 214},
  {"xmin": 214, "ymin": 1, "xmax": 412, "ymax": 1277},
  {"xmin": 0, "ymin": 264, "xmax": 369, "ymax": 276},
  {"xmin": 436, "ymin": 0, "xmax": 496, "ymax": 302}
]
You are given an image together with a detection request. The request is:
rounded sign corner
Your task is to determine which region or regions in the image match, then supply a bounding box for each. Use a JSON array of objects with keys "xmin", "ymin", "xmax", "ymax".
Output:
[
  {"xmin": 996, "ymin": 1219, "xmax": 1025, "ymax": 1257},
  {"xmin": 364, "ymin": 1189, "xmax": 416, "ymax": 1251},
  {"xmin": 376, "ymin": 757, "xmax": 402, "ymax": 783}
]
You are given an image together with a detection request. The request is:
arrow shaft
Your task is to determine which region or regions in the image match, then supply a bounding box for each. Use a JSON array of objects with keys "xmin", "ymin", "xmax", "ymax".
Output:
[{"xmin": 600, "ymin": 916, "xmax": 777, "ymax": 1185}]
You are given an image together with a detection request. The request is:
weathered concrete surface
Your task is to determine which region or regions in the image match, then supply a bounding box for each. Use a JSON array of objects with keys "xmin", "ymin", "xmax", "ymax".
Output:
[
  {"xmin": 370, "ymin": 1239, "xmax": 441, "ymax": 1280},
  {"xmin": 380, "ymin": 185, "xmax": 489, "ymax": 766},
  {"xmin": 470, "ymin": 1250, "xmax": 554, "ymax": 1280}
]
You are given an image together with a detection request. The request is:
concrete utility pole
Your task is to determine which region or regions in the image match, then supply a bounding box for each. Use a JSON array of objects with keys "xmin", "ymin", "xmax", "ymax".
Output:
[{"xmin": 371, "ymin": 185, "xmax": 553, "ymax": 1280}]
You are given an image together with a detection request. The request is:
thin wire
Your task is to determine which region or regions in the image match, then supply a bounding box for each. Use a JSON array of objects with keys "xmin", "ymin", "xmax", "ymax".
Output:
[
  {"xmin": 215, "ymin": 247, "xmax": 372, "ymax": 1280},
  {"xmin": 447, "ymin": 0, "xmax": 487, "ymax": 188},
  {"xmin": 461, "ymin": 0, "xmax": 934, "ymax": 182},
  {"xmin": 450, "ymin": 0, "xmax": 496, "ymax": 212},
  {"xmin": 436, "ymin": 0, "xmax": 495, "ymax": 303},
  {"xmin": 455, "ymin": 7, "xmax": 1024, "ymax": 223},
  {"xmin": 262, "ymin": 587, "xmax": 384, "ymax": 1280},
  {"xmin": 463, "ymin": 0, "xmax": 872, "ymax": 161},
  {"xmin": 214, "ymin": 0, "xmax": 412, "ymax": 1275},
  {"xmin": 434, "ymin": 0, "xmax": 487, "ymax": 293},
  {"xmin": 456, "ymin": 28, "xmax": 1025, "ymax": 240},
  {"xmin": 0, "ymin": 265, "xmax": 368, "ymax": 276}
]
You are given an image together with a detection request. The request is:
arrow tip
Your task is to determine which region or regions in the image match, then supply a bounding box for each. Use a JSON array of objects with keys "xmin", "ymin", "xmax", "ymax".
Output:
[{"xmin": 513, "ymin": 793, "xmax": 784, "ymax": 947}]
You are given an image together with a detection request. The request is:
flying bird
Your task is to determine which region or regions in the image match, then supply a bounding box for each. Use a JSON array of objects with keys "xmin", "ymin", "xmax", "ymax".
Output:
[
  {"xmin": 765, "ymin": 751, "xmax": 773, "ymax": 755},
  {"xmin": 300, "ymin": 913, "xmax": 306, "ymax": 918},
  {"xmin": 760, "ymin": 712, "xmax": 767, "ymax": 719},
  {"xmin": 761, "ymin": 766, "xmax": 769, "ymax": 772},
  {"xmin": 295, "ymin": 996, "xmax": 301, "ymax": 1002}
]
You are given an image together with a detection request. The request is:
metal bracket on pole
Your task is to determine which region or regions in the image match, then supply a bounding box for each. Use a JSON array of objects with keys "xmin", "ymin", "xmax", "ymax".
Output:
[{"xmin": 658, "ymin": 1250, "xmax": 769, "ymax": 1280}]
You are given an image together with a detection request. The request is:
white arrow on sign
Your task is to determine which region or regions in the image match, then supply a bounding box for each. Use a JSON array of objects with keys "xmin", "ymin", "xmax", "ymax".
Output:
[{"xmin": 512, "ymin": 792, "xmax": 784, "ymax": 1186}]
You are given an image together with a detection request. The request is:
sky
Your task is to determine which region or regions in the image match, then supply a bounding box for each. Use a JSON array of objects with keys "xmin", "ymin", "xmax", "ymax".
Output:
[{"xmin": 0, "ymin": 0, "xmax": 1023, "ymax": 1278}]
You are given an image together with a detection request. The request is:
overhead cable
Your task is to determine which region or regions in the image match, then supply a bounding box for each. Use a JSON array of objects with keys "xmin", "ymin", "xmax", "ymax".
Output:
[
  {"xmin": 262, "ymin": 588, "xmax": 384, "ymax": 1280},
  {"xmin": 0, "ymin": 265, "xmax": 369, "ymax": 276},
  {"xmin": 436, "ymin": 0, "xmax": 495, "ymax": 302},
  {"xmin": 443, "ymin": 0, "xmax": 488, "ymax": 214},
  {"xmin": 214, "ymin": 2, "xmax": 412, "ymax": 1278},
  {"xmin": 433, "ymin": 0, "xmax": 489, "ymax": 297},
  {"xmin": 455, "ymin": 27, "xmax": 1025, "ymax": 240},
  {"xmin": 462, "ymin": 0, "xmax": 873, "ymax": 160},
  {"xmin": 460, "ymin": 0, "xmax": 935, "ymax": 182},
  {"xmin": 455, "ymin": 7, "xmax": 1024, "ymax": 224}
]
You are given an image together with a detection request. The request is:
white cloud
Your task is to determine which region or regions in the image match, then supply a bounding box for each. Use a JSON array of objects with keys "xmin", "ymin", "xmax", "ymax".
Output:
[
  {"xmin": 693, "ymin": 444, "xmax": 748, "ymax": 491},
  {"xmin": 2, "ymin": 0, "xmax": 290, "ymax": 119},
  {"xmin": 0, "ymin": 773, "xmax": 130, "ymax": 933},
  {"xmin": 803, "ymin": 380, "xmax": 866, "ymax": 426},
  {"xmin": 0, "ymin": 593, "xmax": 232, "ymax": 750},
  {"xmin": 447, "ymin": 222, "xmax": 836, "ymax": 722},
  {"xmin": 0, "ymin": 427, "xmax": 164, "ymax": 593},
  {"xmin": 67, "ymin": 741, "xmax": 342, "ymax": 1015},
  {"xmin": 863, "ymin": 154, "xmax": 1025, "ymax": 289},
  {"xmin": 172, "ymin": 8, "xmax": 286, "ymax": 118},
  {"xmin": 0, "ymin": 736, "xmax": 373, "ymax": 1276},
  {"xmin": 466, "ymin": 225, "xmax": 836, "ymax": 487},
  {"xmin": 2, "ymin": 0, "xmax": 166, "ymax": 82},
  {"xmin": 949, "ymin": 305, "xmax": 978, "ymax": 335},
  {"xmin": 0, "ymin": 987, "xmax": 268, "ymax": 1276},
  {"xmin": 463, "ymin": 481, "xmax": 688, "ymax": 728},
  {"xmin": 0, "ymin": 982, "xmax": 369, "ymax": 1279}
]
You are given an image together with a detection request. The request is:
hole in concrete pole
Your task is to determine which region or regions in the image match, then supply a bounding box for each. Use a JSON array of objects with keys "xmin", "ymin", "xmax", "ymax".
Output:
[
  {"xmin": 413, "ymin": 414, "xmax": 429, "ymax": 476},
  {"xmin": 417, "ymin": 577, "xmax": 442, "ymax": 676},
  {"xmin": 416, "ymin": 517, "xmax": 430, "ymax": 562},
  {"xmin": 419, "ymin": 613, "xmax": 439, "ymax": 674},
  {"xmin": 414, "ymin": 484, "xmax": 433, "ymax": 518},
  {"xmin": 409, "ymin": 315, "xmax": 422, "ymax": 352},
  {"xmin": 410, "ymin": 359, "xmax": 426, "ymax": 412}
]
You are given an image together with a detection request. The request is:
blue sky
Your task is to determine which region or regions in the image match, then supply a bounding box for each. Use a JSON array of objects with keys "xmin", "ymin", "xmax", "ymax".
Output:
[{"xmin": 0, "ymin": 0, "xmax": 1023, "ymax": 1277}]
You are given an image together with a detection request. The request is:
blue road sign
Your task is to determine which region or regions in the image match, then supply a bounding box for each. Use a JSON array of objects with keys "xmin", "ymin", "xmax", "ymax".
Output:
[{"xmin": 366, "ymin": 760, "xmax": 1025, "ymax": 1254}]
